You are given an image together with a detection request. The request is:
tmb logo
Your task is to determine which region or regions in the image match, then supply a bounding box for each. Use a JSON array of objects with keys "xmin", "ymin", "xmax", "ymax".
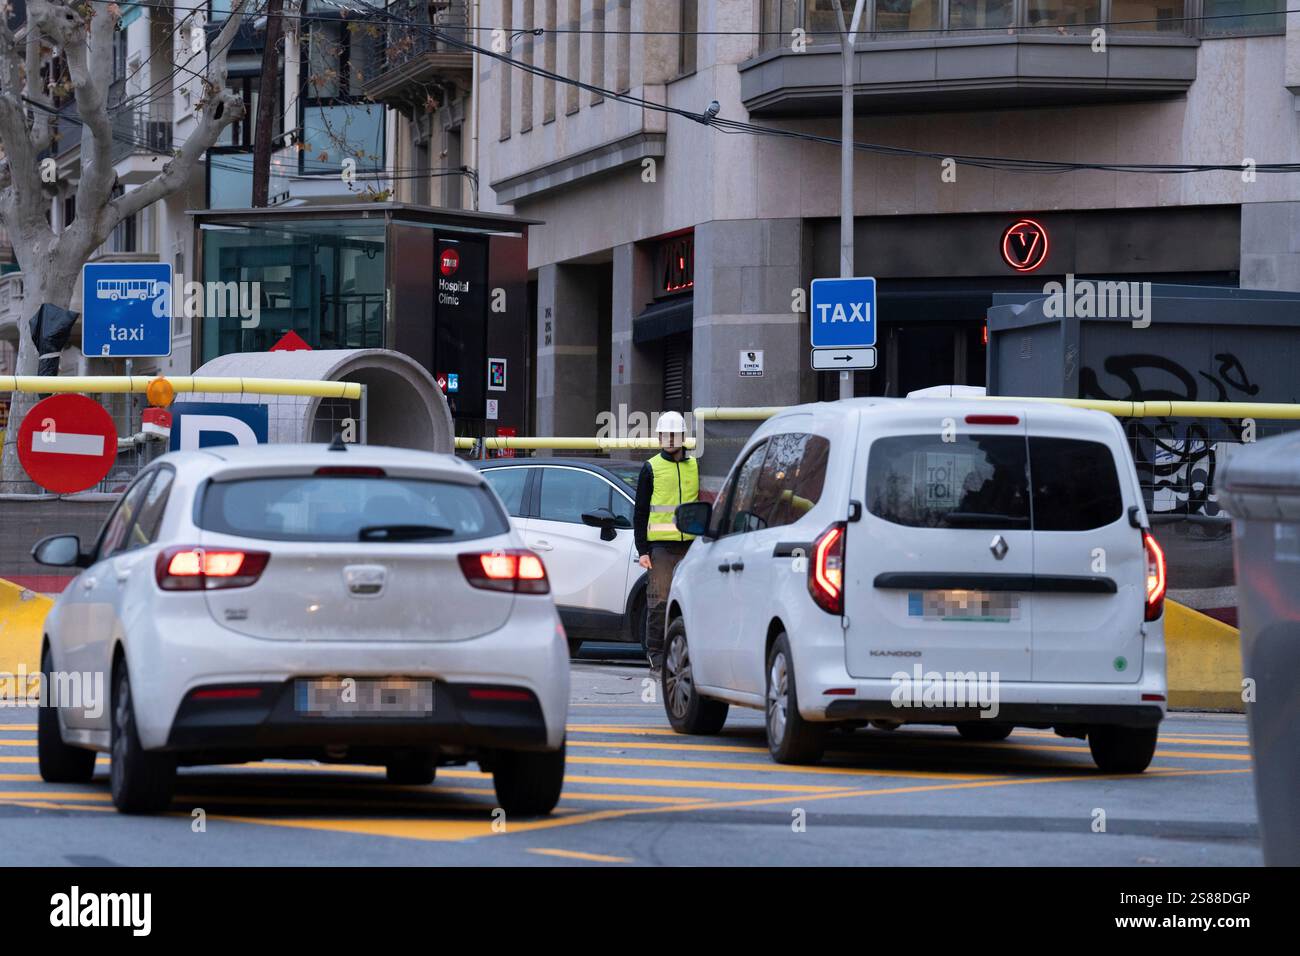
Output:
[
  {"xmin": 1001, "ymin": 218, "xmax": 1049, "ymax": 273},
  {"xmin": 440, "ymin": 248, "xmax": 460, "ymax": 276}
]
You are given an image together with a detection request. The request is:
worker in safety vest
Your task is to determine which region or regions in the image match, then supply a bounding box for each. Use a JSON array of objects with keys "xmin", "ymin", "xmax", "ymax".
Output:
[{"xmin": 633, "ymin": 410, "xmax": 698, "ymax": 677}]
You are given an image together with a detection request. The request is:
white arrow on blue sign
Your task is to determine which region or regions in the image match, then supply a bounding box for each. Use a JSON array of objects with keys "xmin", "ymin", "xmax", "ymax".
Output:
[
  {"xmin": 81, "ymin": 262, "xmax": 173, "ymax": 358},
  {"xmin": 810, "ymin": 276, "xmax": 877, "ymax": 350}
]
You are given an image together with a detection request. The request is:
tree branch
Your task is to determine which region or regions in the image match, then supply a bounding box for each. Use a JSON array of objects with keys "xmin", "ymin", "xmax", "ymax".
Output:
[{"xmin": 111, "ymin": 0, "xmax": 252, "ymax": 224}]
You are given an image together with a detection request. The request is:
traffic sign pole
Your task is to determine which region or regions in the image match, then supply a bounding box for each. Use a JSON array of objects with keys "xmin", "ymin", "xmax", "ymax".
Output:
[{"xmin": 831, "ymin": 0, "xmax": 867, "ymax": 402}]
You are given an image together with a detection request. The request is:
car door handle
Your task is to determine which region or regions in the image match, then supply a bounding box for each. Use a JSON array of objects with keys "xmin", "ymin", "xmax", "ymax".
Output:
[
  {"xmin": 717, "ymin": 562, "xmax": 731, "ymax": 573},
  {"xmin": 81, "ymin": 577, "xmax": 96, "ymax": 590},
  {"xmin": 532, "ymin": 541, "xmax": 554, "ymax": 551},
  {"xmin": 730, "ymin": 561, "xmax": 745, "ymax": 572},
  {"xmin": 115, "ymin": 570, "xmax": 131, "ymax": 583}
]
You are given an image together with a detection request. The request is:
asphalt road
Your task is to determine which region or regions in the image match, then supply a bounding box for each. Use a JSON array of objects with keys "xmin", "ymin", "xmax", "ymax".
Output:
[{"xmin": 0, "ymin": 642, "xmax": 1261, "ymax": 866}]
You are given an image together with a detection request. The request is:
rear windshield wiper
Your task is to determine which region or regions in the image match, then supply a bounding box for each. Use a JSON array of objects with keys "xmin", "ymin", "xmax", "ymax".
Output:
[{"xmin": 359, "ymin": 524, "xmax": 455, "ymax": 541}]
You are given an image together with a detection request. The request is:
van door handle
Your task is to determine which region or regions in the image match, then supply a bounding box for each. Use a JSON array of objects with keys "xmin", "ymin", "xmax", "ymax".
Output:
[
  {"xmin": 730, "ymin": 561, "xmax": 745, "ymax": 572},
  {"xmin": 532, "ymin": 540, "xmax": 554, "ymax": 551}
]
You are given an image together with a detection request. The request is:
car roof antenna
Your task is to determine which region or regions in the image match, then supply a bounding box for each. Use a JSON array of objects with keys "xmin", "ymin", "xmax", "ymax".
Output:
[{"xmin": 328, "ymin": 432, "xmax": 348, "ymax": 452}]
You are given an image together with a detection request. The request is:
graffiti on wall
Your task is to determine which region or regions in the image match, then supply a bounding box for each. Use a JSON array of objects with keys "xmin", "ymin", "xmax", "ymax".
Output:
[{"xmin": 1080, "ymin": 353, "xmax": 1261, "ymax": 518}]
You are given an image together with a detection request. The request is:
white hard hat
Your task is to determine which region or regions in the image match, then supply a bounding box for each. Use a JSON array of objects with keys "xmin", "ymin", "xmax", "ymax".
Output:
[{"xmin": 656, "ymin": 411, "xmax": 686, "ymax": 434}]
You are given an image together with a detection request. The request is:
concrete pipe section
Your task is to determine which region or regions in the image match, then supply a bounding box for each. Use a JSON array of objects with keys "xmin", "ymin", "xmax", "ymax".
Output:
[{"xmin": 188, "ymin": 348, "xmax": 454, "ymax": 453}]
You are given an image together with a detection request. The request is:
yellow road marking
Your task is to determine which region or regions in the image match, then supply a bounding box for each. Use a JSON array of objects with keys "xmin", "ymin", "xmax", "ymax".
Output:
[
  {"xmin": 0, "ymin": 739, "xmax": 36, "ymax": 746},
  {"xmin": 528, "ymin": 848, "xmax": 631, "ymax": 863},
  {"xmin": 0, "ymin": 790, "xmax": 110, "ymax": 801},
  {"xmin": 566, "ymin": 754, "xmax": 1003, "ymax": 780},
  {"xmin": 0, "ymin": 724, "xmax": 37, "ymax": 731}
]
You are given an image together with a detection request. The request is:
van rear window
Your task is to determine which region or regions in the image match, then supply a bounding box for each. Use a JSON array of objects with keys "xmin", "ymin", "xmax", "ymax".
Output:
[
  {"xmin": 1028, "ymin": 437, "xmax": 1123, "ymax": 531},
  {"xmin": 866, "ymin": 435, "xmax": 1030, "ymax": 529},
  {"xmin": 867, "ymin": 435, "xmax": 1124, "ymax": 532}
]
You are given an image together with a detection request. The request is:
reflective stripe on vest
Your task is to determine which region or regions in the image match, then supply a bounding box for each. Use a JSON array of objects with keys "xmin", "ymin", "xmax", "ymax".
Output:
[{"xmin": 647, "ymin": 454, "xmax": 700, "ymax": 542}]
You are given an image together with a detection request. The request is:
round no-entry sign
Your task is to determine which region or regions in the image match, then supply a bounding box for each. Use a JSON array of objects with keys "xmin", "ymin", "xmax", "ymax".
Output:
[{"xmin": 17, "ymin": 394, "xmax": 119, "ymax": 494}]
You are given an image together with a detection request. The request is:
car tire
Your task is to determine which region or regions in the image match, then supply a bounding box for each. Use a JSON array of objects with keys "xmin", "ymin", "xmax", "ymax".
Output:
[
  {"xmin": 37, "ymin": 646, "xmax": 96, "ymax": 784},
  {"xmin": 766, "ymin": 633, "xmax": 826, "ymax": 765},
  {"xmin": 491, "ymin": 741, "xmax": 565, "ymax": 816},
  {"xmin": 1089, "ymin": 725, "xmax": 1158, "ymax": 774},
  {"xmin": 956, "ymin": 722, "xmax": 1014, "ymax": 742},
  {"xmin": 662, "ymin": 616, "xmax": 729, "ymax": 735},
  {"xmin": 567, "ymin": 638, "xmax": 584, "ymax": 658},
  {"xmin": 110, "ymin": 663, "xmax": 176, "ymax": 813},
  {"xmin": 386, "ymin": 755, "xmax": 437, "ymax": 785}
]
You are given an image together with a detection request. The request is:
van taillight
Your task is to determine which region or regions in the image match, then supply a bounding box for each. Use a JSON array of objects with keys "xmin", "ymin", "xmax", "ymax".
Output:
[
  {"xmin": 808, "ymin": 523, "xmax": 846, "ymax": 615},
  {"xmin": 156, "ymin": 547, "xmax": 270, "ymax": 591},
  {"xmin": 458, "ymin": 550, "xmax": 550, "ymax": 595},
  {"xmin": 1143, "ymin": 531, "xmax": 1166, "ymax": 621}
]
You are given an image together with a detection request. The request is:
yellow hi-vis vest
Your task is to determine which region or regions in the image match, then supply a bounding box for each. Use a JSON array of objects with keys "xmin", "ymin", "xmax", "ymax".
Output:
[{"xmin": 647, "ymin": 454, "xmax": 699, "ymax": 542}]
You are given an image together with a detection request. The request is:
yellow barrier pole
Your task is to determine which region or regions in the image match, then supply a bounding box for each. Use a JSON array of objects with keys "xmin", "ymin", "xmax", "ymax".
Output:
[
  {"xmin": 0, "ymin": 375, "xmax": 362, "ymax": 400},
  {"xmin": 460, "ymin": 436, "xmax": 698, "ymax": 451},
  {"xmin": 693, "ymin": 399, "xmax": 1300, "ymax": 422}
]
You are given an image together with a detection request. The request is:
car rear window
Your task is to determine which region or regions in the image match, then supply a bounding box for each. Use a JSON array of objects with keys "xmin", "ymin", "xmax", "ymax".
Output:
[
  {"xmin": 198, "ymin": 475, "xmax": 510, "ymax": 542},
  {"xmin": 867, "ymin": 434, "xmax": 1123, "ymax": 532}
]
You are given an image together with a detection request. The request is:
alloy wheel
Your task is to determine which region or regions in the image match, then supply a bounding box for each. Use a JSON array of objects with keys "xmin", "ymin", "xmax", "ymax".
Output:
[
  {"xmin": 767, "ymin": 651, "xmax": 789, "ymax": 744},
  {"xmin": 664, "ymin": 633, "xmax": 692, "ymax": 719}
]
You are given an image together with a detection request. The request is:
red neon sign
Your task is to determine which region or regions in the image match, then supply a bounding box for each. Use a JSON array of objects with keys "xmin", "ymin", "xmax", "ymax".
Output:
[{"xmin": 1001, "ymin": 218, "xmax": 1049, "ymax": 273}]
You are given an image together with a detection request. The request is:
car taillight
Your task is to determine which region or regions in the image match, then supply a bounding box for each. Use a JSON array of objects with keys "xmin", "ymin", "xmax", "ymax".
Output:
[
  {"xmin": 808, "ymin": 523, "xmax": 846, "ymax": 615},
  {"xmin": 156, "ymin": 546, "xmax": 270, "ymax": 591},
  {"xmin": 458, "ymin": 549, "xmax": 550, "ymax": 594},
  {"xmin": 1143, "ymin": 531, "xmax": 1166, "ymax": 621}
]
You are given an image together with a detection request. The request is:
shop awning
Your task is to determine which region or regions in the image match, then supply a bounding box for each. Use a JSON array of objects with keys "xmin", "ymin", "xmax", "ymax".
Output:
[{"xmin": 633, "ymin": 294, "xmax": 693, "ymax": 345}]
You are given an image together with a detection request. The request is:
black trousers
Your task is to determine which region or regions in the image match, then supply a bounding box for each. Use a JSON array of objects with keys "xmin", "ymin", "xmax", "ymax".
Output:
[{"xmin": 645, "ymin": 542, "xmax": 691, "ymax": 664}]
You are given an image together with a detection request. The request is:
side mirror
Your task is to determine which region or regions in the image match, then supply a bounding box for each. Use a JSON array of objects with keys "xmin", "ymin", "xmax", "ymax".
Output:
[
  {"xmin": 581, "ymin": 508, "xmax": 619, "ymax": 542},
  {"xmin": 675, "ymin": 501, "xmax": 712, "ymax": 538},
  {"xmin": 32, "ymin": 534, "xmax": 88, "ymax": 568}
]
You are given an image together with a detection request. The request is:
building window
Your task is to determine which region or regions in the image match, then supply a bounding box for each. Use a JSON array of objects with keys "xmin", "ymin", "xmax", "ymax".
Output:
[
  {"xmin": 949, "ymin": 0, "xmax": 1014, "ymax": 28},
  {"xmin": 521, "ymin": 0, "xmax": 535, "ymax": 132},
  {"xmin": 615, "ymin": 0, "xmax": 630, "ymax": 93},
  {"xmin": 874, "ymin": 0, "xmax": 940, "ymax": 31},
  {"xmin": 763, "ymin": 0, "xmax": 1206, "ymax": 43},
  {"xmin": 678, "ymin": 0, "xmax": 697, "ymax": 75},
  {"xmin": 543, "ymin": 0, "xmax": 557, "ymax": 123},
  {"xmin": 590, "ymin": 0, "xmax": 605, "ymax": 105},
  {"xmin": 1025, "ymin": 0, "xmax": 1101, "ymax": 27},
  {"xmin": 565, "ymin": 0, "xmax": 580, "ymax": 113},
  {"xmin": 112, "ymin": 27, "xmax": 127, "ymax": 82},
  {"xmin": 443, "ymin": 125, "xmax": 464, "ymax": 209},
  {"xmin": 300, "ymin": 17, "xmax": 384, "ymax": 174},
  {"xmin": 1201, "ymin": 0, "xmax": 1283, "ymax": 35},
  {"xmin": 500, "ymin": 0, "xmax": 513, "ymax": 138}
]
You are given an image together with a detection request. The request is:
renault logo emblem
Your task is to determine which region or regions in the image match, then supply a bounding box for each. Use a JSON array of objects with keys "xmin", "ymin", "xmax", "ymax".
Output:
[{"xmin": 990, "ymin": 535, "xmax": 1009, "ymax": 560}]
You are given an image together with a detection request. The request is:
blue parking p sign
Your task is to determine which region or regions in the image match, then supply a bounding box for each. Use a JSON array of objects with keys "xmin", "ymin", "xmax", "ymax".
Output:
[
  {"xmin": 82, "ymin": 262, "xmax": 172, "ymax": 358},
  {"xmin": 810, "ymin": 277, "xmax": 876, "ymax": 349}
]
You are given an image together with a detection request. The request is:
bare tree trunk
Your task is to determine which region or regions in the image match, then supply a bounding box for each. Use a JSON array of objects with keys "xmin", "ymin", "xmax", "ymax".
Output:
[
  {"xmin": 1, "ymin": 260, "xmax": 76, "ymax": 491},
  {"xmin": 251, "ymin": 0, "xmax": 285, "ymax": 207}
]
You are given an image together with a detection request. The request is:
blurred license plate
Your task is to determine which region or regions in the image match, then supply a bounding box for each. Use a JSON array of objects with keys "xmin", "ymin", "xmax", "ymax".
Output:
[
  {"xmin": 908, "ymin": 591, "xmax": 1021, "ymax": 623},
  {"xmin": 295, "ymin": 678, "xmax": 434, "ymax": 717}
]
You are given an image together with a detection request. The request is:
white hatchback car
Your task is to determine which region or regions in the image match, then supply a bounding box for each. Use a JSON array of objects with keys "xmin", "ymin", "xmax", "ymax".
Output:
[
  {"xmin": 475, "ymin": 459, "xmax": 646, "ymax": 657},
  {"xmin": 664, "ymin": 398, "xmax": 1168, "ymax": 772},
  {"xmin": 32, "ymin": 442, "xmax": 570, "ymax": 815}
]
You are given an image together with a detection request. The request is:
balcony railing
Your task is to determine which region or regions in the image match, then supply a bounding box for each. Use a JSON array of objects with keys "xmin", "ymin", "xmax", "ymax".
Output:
[{"xmin": 367, "ymin": 0, "xmax": 470, "ymax": 72}]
